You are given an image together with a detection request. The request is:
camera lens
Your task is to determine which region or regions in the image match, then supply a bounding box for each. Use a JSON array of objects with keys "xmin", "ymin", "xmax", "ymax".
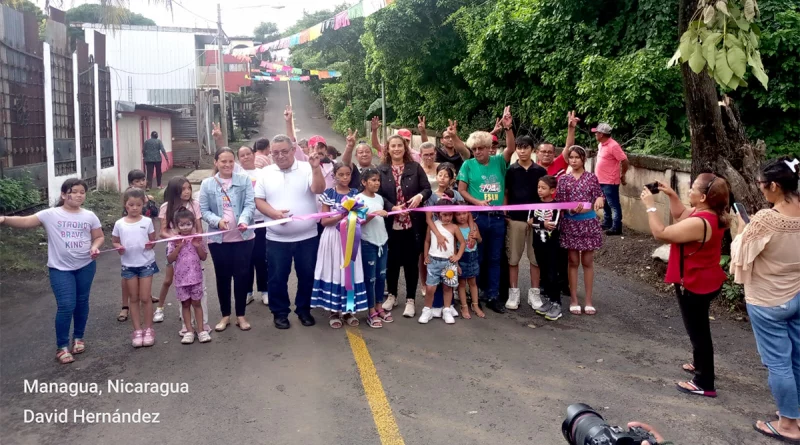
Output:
[{"xmin": 562, "ymin": 403, "xmax": 608, "ymax": 445}]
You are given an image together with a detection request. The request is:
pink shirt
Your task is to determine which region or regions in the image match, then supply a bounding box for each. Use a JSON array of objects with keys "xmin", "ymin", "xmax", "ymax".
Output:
[
  {"xmin": 219, "ymin": 177, "xmax": 244, "ymax": 243},
  {"xmin": 594, "ymin": 138, "xmax": 627, "ymax": 185},
  {"xmin": 159, "ymin": 201, "xmax": 201, "ymax": 237}
]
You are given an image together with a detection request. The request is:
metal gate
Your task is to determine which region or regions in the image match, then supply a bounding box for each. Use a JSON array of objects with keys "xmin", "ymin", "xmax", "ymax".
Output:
[{"xmin": 77, "ymin": 42, "xmax": 95, "ymax": 189}]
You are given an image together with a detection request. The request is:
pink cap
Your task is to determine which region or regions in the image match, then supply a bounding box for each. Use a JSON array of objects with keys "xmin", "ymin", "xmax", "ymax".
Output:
[
  {"xmin": 308, "ymin": 135, "xmax": 327, "ymax": 148},
  {"xmin": 491, "ymin": 134, "xmax": 499, "ymax": 143},
  {"xmin": 397, "ymin": 129, "xmax": 412, "ymax": 141}
]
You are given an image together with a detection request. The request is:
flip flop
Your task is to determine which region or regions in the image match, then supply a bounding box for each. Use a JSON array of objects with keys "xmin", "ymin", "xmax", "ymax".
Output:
[
  {"xmin": 682, "ymin": 363, "xmax": 696, "ymax": 374},
  {"xmin": 329, "ymin": 316, "xmax": 343, "ymax": 329},
  {"xmin": 343, "ymin": 313, "xmax": 360, "ymax": 327},
  {"xmin": 753, "ymin": 420, "xmax": 800, "ymax": 444},
  {"xmin": 676, "ymin": 381, "xmax": 717, "ymax": 398},
  {"xmin": 569, "ymin": 305, "xmax": 582, "ymax": 315},
  {"xmin": 584, "ymin": 305, "xmax": 597, "ymax": 315},
  {"xmin": 117, "ymin": 306, "xmax": 129, "ymax": 322}
]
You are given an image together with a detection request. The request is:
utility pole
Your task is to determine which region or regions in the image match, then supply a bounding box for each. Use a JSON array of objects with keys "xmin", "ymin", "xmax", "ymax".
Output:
[
  {"xmin": 381, "ymin": 80, "xmax": 386, "ymax": 146},
  {"xmin": 216, "ymin": 3, "xmax": 229, "ymax": 147}
]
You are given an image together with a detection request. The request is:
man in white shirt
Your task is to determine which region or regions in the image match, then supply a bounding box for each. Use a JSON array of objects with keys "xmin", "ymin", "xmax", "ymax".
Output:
[{"xmin": 255, "ymin": 134, "xmax": 326, "ymax": 329}]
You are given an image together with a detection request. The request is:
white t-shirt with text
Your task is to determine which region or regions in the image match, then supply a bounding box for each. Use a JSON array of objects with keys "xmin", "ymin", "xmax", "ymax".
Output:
[
  {"xmin": 36, "ymin": 207, "xmax": 101, "ymax": 271},
  {"xmin": 112, "ymin": 216, "xmax": 156, "ymax": 267}
]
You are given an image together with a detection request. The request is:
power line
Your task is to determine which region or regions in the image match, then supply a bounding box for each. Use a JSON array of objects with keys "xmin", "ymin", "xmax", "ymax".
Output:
[
  {"xmin": 172, "ymin": 0, "xmax": 216, "ymax": 25},
  {"xmin": 107, "ymin": 38, "xmax": 217, "ymax": 76}
]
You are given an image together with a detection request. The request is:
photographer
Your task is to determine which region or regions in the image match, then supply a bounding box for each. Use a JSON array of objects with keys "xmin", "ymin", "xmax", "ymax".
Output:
[
  {"xmin": 730, "ymin": 157, "xmax": 800, "ymax": 443},
  {"xmin": 641, "ymin": 174, "xmax": 730, "ymax": 398}
]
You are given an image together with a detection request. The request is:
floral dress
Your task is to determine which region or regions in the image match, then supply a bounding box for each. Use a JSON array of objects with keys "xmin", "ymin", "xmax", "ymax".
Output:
[
  {"xmin": 556, "ymin": 171, "xmax": 604, "ymax": 251},
  {"xmin": 310, "ymin": 187, "xmax": 368, "ymax": 314}
]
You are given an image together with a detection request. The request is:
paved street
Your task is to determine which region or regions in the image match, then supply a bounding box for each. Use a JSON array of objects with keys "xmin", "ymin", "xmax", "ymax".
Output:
[{"xmin": 0, "ymin": 84, "xmax": 781, "ymax": 445}]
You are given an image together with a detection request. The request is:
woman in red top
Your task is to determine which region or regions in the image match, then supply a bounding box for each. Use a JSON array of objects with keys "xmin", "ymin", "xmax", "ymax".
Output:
[{"xmin": 641, "ymin": 173, "xmax": 730, "ymax": 398}]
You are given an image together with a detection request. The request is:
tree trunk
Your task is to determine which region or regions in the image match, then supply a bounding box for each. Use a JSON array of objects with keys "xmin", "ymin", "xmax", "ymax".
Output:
[{"xmin": 678, "ymin": 0, "xmax": 767, "ymax": 213}]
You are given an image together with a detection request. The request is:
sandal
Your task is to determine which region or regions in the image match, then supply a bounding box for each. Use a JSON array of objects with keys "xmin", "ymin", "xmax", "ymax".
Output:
[
  {"xmin": 377, "ymin": 308, "xmax": 393, "ymax": 323},
  {"xmin": 366, "ymin": 313, "xmax": 383, "ymax": 328},
  {"xmin": 343, "ymin": 313, "xmax": 360, "ymax": 327},
  {"xmin": 56, "ymin": 348, "xmax": 75, "ymax": 364},
  {"xmin": 235, "ymin": 317, "xmax": 251, "ymax": 331},
  {"xmin": 461, "ymin": 304, "xmax": 472, "ymax": 319},
  {"xmin": 753, "ymin": 420, "xmax": 800, "ymax": 444},
  {"xmin": 215, "ymin": 317, "xmax": 230, "ymax": 332},
  {"xmin": 471, "ymin": 303, "xmax": 485, "ymax": 318},
  {"xmin": 329, "ymin": 315, "xmax": 343, "ymax": 329},
  {"xmin": 676, "ymin": 380, "xmax": 717, "ymax": 398},
  {"xmin": 72, "ymin": 339, "xmax": 85, "ymax": 355},
  {"xmin": 117, "ymin": 306, "xmax": 129, "ymax": 322},
  {"xmin": 682, "ymin": 363, "xmax": 696, "ymax": 374},
  {"xmin": 584, "ymin": 305, "xmax": 597, "ymax": 315},
  {"xmin": 570, "ymin": 305, "xmax": 582, "ymax": 315}
]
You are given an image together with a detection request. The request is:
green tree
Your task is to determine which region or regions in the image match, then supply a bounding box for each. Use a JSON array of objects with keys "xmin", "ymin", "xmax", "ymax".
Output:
[
  {"xmin": 65, "ymin": 4, "xmax": 156, "ymax": 26},
  {"xmin": 253, "ymin": 21, "xmax": 279, "ymax": 43},
  {"xmin": 6, "ymin": 0, "xmax": 45, "ymax": 22}
]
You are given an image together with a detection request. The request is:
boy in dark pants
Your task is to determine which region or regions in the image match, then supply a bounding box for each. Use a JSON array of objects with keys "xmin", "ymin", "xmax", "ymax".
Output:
[{"xmin": 529, "ymin": 175, "xmax": 563, "ymax": 320}]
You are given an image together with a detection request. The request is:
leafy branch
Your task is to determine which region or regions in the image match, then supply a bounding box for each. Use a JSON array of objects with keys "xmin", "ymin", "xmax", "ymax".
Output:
[{"xmin": 669, "ymin": 0, "xmax": 769, "ymax": 90}]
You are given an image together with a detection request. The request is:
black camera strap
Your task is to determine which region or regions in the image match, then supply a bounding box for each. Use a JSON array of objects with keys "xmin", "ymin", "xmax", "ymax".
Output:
[{"xmin": 678, "ymin": 215, "xmax": 708, "ymax": 288}]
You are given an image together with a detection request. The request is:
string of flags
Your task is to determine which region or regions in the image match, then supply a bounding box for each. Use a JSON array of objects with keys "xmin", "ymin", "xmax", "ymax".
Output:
[
  {"xmin": 230, "ymin": 0, "xmax": 395, "ymax": 59},
  {"xmin": 244, "ymin": 66, "xmax": 342, "ymax": 82}
]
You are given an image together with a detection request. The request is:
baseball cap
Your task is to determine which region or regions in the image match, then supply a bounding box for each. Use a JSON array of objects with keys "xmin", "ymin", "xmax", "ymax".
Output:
[
  {"xmin": 308, "ymin": 135, "xmax": 327, "ymax": 148},
  {"xmin": 491, "ymin": 134, "xmax": 499, "ymax": 143},
  {"xmin": 591, "ymin": 123, "xmax": 613, "ymax": 134},
  {"xmin": 397, "ymin": 129, "xmax": 412, "ymax": 141}
]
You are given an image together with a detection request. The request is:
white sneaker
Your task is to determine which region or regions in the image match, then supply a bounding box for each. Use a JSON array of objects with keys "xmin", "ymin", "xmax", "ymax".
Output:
[
  {"xmin": 431, "ymin": 307, "xmax": 443, "ymax": 318},
  {"xmin": 418, "ymin": 307, "xmax": 433, "ymax": 324},
  {"xmin": 261, "ymin": 292, "xmax": 269, "ymax": 305},
  {"xmin": 181, "ymin": 331, "xmax": 195, "ymax": 344},
  {"xmin": 153, "ymin": 307, "xmax": 165, "ymax": 323},
  {"xmin": 443, "ymin": 308, "xmax": 455, "ymax": 324},
  {"xmin": 382, "ymin": 295, "xmax": 397, "ymax": 311},
  {"xmin": 449, "ymin": 305, "xmax": 459, "ymax": 318},
  {"xmin": 528, "ymin": 288, "xmax": 543, "ymax": 310},
  {"xmin": 506, "ymin": 288, "xmax": 521, "ymax": 310},
  {"xmin": 246, "ymin": 292, "xmax": 256, "ymax": 305},
  {"xmin": 197, "ymin": 331, "xmax": 212, "ymax": 343},
  {"xmin": 403, "ymin": 299, "xmax": 416, "ymax": 318}
]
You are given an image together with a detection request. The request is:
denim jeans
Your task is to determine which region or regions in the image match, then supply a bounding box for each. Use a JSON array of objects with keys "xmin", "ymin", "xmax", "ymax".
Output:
[
  {"xmin": 601, "ymin": 184, "xmax": 622, "ymax": 231},
  {"xmin": 474, "ymin": 213, "xmax": 506, "ymax": 300},
  {"xmin": 747, "ymin": 291, "xmax": 800, "ymax": 419},
  {"xmin": 361, "ymin": 241, "xmax": 387, "ymax": 308},
  {"xmin": 49, "ymin": 262, "xmax": 96, "ymax": 349},
  {"xmin": 267, "ymin": 236, "xmax": 319, "ymax": 318}
]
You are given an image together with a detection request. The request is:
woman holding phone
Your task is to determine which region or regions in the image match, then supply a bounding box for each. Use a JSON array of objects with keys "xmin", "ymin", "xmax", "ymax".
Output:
[
  {"xmin": 641, "ymin": 174, "xmax": 730, "ymax": 398},
  {"xmin": 731, "ymin": 157, "xmax": 800, "ymax": 442}
]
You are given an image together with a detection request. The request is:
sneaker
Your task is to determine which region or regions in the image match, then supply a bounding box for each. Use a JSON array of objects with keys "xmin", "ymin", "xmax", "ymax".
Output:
[
  {"xmin": 181, "ymin": 331, "xmax": 195, "ymax": 344},
  {"xmin": 153, "ymin": 307, "xmax": 164, "ymax": 323},
  {"xmin": 506, "ymin": 288, "xmax": 521, "ymax": 310},
  {"xmin": 246, "ymin": 292, "xmax": 256, "ymax": 305},
  {"xmin": 179, "ymin": 326, "xmax": 189, "ymax": 337},
  {"xmin": 545, "ymin": 303, "xmax": 563, "ymax": 321},
  {"xmin": 131, "ymin": 330, "xmax": 144, "ymax": 348},
  {"xmin": 382, "ymin": 294, "xmax": 397, "ymax": 311},
  {"xmin": 261, "ymin": 292, "xmax": 269, "ymax": 305},
  {"xmin": 142, "ymin": 328, "xmax": 155, "ymax": 347},
  {"xmin": 197, "ymin": 331, "xmax": 212, "ymax": 343},
  {"xmin": 449, "ymin": 305, "xmax": 459, "ymax": 318},
  {"xmin": 418, "ymin": 307, "xmax": 433, "ymax": 324},
  {"xmin": 443, "ymin": 308, "xmax": 455, "ymax": 324},
  {"xmin": 403, "ymin": 299, "xmax": 416, "ymax": 318},
  {"xmin": 536, "ymin": 301, "xmax": 553, "ymax": 315},
  {"xmin": 528, "ymin": 288, "xmax": 544, "ymax": 310},
  {"xmin": 431, "ymin": 307, "xmax": 443, "ymax": 318}
]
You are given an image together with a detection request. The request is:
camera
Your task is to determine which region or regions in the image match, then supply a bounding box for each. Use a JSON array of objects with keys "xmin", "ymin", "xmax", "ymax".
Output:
[
  {"xmin": 644, "ymin": 182, "xmax": 660, "ymax": 194},
  {"xmin": 562, "ymin": 403, "xmax": 659, "ymax": 445}
]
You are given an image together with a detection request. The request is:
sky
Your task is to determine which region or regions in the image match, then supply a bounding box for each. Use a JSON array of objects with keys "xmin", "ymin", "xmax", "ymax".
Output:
[{"xmin": 35, "ymin": 0, "xmax": 335, "ymax": 38}]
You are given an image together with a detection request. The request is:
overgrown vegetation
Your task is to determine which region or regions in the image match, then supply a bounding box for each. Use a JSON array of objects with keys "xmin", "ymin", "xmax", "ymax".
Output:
[
  {"xmin": 0, "ymin": 178, "xmax": 43, "ymax": 214},
  {"xmin": 719, "ymin": 255, "xmax": 745, "ymax": 312},
  {"xmin": 285, "ymin": 0, "xmax": 798, "ymax": 158}
]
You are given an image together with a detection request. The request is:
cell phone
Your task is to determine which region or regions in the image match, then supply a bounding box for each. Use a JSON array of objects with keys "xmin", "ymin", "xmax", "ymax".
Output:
[
  {"xmin": 645, "ymin": 182, "xmax": 660, "ymax": 194},
  {"xmin": 733, "ymin": 202, "xmax": 750, "ymax": 224}
]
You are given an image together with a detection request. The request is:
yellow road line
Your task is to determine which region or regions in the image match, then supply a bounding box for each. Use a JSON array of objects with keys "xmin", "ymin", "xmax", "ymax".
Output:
[{"xmin": 346, "ymin": 327, "xmax": 405, "ymax": 445}]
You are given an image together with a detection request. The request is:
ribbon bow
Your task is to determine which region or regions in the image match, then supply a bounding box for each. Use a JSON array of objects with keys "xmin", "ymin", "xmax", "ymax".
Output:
[{"xmin": 336, "ymin": 196, "xmax": 368, "ymax": 312}]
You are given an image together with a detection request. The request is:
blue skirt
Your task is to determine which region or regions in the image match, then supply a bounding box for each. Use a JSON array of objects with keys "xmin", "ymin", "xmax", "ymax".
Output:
[{"xmin": 310, "ymin": 226, "xmax": 368, "ymax": 314}]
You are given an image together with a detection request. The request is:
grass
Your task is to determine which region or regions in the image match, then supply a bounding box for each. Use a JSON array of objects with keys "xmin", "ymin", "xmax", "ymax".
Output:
[{"xmin": 0, "ymin": 190, "xmax": 124, "ymax": 275}]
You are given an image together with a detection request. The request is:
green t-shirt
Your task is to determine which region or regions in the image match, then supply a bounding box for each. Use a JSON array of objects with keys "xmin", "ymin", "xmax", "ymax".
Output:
[{"xmin": 457, "ymin": 154, "xmax": 508, "ymax": 206}]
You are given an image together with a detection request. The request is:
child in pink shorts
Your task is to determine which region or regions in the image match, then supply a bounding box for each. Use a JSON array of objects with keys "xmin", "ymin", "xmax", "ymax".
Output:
[{"xmin": 166, "ymin": 208, "xmax": 209, "ymax": 344}]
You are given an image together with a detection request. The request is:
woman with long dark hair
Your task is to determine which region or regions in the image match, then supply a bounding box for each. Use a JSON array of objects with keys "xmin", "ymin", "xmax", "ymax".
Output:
[
  {"xmin": 199, "ymin": 148, "xmax": 256, "ymax": 332},
  {"xmin": 377, "ymin": 134, "xmax": 432, "ymax": 318},
  {"xmin": 731, "ymin": 157, "xmax": 800, "ymax": 441},
  {"xmin": 641, "ymin": 173, "xmax": 731, "ymax": 398}
]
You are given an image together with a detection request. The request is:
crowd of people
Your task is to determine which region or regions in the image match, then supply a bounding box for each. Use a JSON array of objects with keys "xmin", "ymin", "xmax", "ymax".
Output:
[{"xmin": 1, "ymin": 104, "xmax": 798, "ymax": 444}]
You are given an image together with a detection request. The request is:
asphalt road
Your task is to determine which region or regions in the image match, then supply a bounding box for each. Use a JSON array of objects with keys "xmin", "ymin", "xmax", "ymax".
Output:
[{"xmin": 0, "ymin": 83, "xmax": 782, "ymax": 445}]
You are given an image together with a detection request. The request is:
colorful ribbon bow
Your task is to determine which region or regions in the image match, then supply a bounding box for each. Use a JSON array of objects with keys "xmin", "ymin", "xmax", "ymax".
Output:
[{"xmin": 336, "ymin": 196, "xmax": 368, "ymax": 312}]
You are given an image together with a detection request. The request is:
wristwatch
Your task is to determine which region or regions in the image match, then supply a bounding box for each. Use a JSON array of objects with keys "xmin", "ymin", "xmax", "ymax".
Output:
[{"xmin": 646, "ymin": 207, "xmax": 657, "ymax": 213}]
